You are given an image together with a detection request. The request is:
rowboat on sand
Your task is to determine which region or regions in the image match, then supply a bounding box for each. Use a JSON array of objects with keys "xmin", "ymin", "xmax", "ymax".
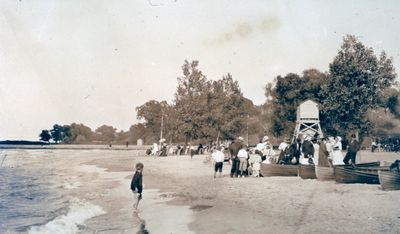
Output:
[
  {"xmin": 299, "ymin": 165, "xmax": 317, "ymax": 179},
  {"xmin": 260, "ymin": 163, "xmax": 299, "ymax": 177},
  {"xmin": 378, "ymin": 170, "xmax": 400, "ymax": 190},
  {"xmin": 315, "ymin": 166, "xmax": 334, "ymax": 181},
  {"xmin": 334, "ymin": 165, "xmax": 386, "ymax": 184},
  {"xmin": 316, "ymin": 161, "xmax": 380, "ymax": 182}
]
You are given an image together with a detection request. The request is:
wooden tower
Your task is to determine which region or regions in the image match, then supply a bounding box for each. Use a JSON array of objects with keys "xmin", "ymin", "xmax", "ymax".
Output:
[{"xmin": 292, "ymin": 100, "xmax": 324, "ymax": 143}]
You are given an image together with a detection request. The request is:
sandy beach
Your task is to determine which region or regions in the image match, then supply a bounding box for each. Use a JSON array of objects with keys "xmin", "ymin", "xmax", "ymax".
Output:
[{"xmin": 2, "ymin": 149, "xmax": 400, "ymax": 234}]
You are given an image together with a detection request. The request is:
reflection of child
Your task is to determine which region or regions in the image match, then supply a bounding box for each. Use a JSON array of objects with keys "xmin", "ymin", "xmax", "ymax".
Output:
[{"xmin": 130, "ymin": 163, "xmax": 144, "ymax": 210}]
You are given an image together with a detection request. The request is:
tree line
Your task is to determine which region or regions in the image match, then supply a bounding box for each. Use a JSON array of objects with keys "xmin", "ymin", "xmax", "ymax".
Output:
[{"xmin": 39, "ymin": 35, "xmax": 399, "ymax": 144}]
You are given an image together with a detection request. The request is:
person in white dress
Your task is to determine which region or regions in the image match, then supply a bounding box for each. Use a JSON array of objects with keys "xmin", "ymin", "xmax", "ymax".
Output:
[
  {"xmin": 248, "ymin": 153, "xmax": 262, "ymax": 177},
  {"xmin": 326, "ymin": 137, "xmax": 334, "ymax": 161},
  {"xmin": 152, "ymin": 143, "xmax": 159, "ymax": 155},
  {"xmin": 312, "ymin": 138, "xmax": 320, "ymax": 166},
  {"xmin": 332, "ymin": 136, "xmax": 344, "ymax": 165}
]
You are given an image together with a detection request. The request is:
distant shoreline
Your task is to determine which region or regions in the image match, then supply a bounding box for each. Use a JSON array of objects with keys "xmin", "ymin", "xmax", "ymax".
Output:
[{"xmin": 0, "ymin": 144, "xmax": 149, "ymax": 151}]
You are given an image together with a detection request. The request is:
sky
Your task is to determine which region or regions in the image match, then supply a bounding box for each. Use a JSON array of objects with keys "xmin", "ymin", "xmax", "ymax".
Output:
[{"xmin": 1, "ymin": 0, "xmax": 400, "ymax": 140}]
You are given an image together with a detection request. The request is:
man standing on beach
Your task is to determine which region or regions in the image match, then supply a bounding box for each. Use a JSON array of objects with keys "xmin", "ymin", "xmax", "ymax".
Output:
[
  {"xmin": 229, "ymin": 136, "xmax": 244, "ymax": 178},
  {"xmin": 131, "ymin": 163, "xmax": 144, "ymax": 211},
  {"xmin": 238, "ymin": 146, "xmax": 249, "ymax": 177},
  {"xmin": 343, "ymin": 134, "xmax": 360, "ymax": 166},
  {"xmin": 211, "ymin": 146, "xmax": 225, "ymax": 178}
]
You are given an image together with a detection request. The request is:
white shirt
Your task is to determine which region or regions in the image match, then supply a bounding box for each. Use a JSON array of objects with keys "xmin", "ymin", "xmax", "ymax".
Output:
[
  {"xmin": 278, "ymin": 142, "xmax": 288, "ymax": 151},
  {"xmin": 238, "ymin": 149, "xmax": 248, "ymax": 159},
  {"xmin": 211, "ymin": 150, "xmax": 225, "ymax": 163},
  {"xmin": 256, "ymin": 142, "xmax": 267, "ymax": 151}
]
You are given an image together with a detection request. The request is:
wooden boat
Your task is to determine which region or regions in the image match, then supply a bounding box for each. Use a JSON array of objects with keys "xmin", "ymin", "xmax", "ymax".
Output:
[
  {"xmin": 316, "ymin": 162, "xmax": 380, "ymax": 182},
  {"xmin": 334, "ymin": 165, "xmax": 386, "ymax": 184},
  {"xmin": 378, "ymin": 170, "xmax": 400, "ymax": 190},
  {"xmin": 260, "ymin": 163, "xmax": 299, "ymax": 177},
  {"xmin": 335, "ymin": 161, "xmax": 381, "ymax": 168},
  {"xmin": 315, "ymin": 166, "xmax": 334, "ymax": 181},
  {"xmin": 299, "ymin": 165, "xmax": 317, "ymax": 179}
]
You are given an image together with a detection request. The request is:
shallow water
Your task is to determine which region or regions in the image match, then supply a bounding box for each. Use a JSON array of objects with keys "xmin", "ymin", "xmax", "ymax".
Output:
[
  {"xmin": 0, "ymin": 165, "xmax": 68, "ymax": 233},
  {"xmin": 0, "ymin": 150, "xmax": 107, "ymax": 234},
  {"xmin": 0, "ymin": 149, "xmax": 197, "ymax": 234}
]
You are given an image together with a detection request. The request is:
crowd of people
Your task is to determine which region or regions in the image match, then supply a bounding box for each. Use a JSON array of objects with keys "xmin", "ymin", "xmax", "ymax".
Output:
[
  {"xmin": 371, "ymin": 138, "xmax": 400, "ymax": 152},
  {"xmin": 145, "ymin": 140, "xmax": 208, "ymax": 157},
  {"xmin": 209, "ymin": 133, "xmax": 362, "ymax": 178},
  {"xmin": 142, "ymin": 133, "xmax": 365, "ymax": 179}
]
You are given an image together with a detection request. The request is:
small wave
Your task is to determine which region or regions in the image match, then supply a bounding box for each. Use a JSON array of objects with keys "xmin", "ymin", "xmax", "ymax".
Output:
[{"xmin": 28, "ymin": 198, "xmax": 105, "ymax": 234}]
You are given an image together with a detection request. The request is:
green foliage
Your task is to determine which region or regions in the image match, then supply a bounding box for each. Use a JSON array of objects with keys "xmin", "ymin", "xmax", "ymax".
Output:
[
  {"xmin": 136, "ymin": 100, "xmax": 168, "ymax": 137},
  {"xmin": 135, "ymin": 100, "xmax": 180, "ymax": 143},
  {"xmin": 267, "ymin": 69, "xmax": 327, "ymax": 137},
  {"xmin": 70, "ymin": 123, "xmax": 93, "ymax": 144},
  {"xmin": 174, "ymin": 60, "xmax": 211, "ymax": 141},
  {"xmin": 321, "ymin": 35, "xmax": 397, "ymax": 136},
  {"xmin": 94, "ymin": 125, "xmax": 117, "ymax": 143},
  {"xmin": 207, "ymin": 73, "xmax": 253, "ymax": 140},
  {"xmin": 387, "ymin": 95, "xmax": 399, "ymax": 117},
  {"xmin": 129, "ymin": 123, "xmax": 147, "ymax": 144},
  {"xmin": 39, "ymin": 130, "xmax": 51, "ymax": 142},
  {"xmin": 48, "ymin": 124, "xmax": 72, "ymax": 143}
]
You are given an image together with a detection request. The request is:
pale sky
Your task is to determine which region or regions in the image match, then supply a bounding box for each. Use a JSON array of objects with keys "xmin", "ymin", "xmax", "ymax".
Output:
[{"xmin": 1, "ymin": 0, "xmax": 399, "ymax": 140}]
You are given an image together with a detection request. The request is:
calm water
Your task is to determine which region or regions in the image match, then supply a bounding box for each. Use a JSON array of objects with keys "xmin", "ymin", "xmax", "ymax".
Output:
[{"xmin": 0, "ymin": 165, "xmax": 69, "ymax": 233}]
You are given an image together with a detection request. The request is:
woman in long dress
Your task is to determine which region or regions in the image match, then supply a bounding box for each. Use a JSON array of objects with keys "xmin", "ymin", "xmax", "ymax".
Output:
[{"xmin": 332, "ymin": 136, "xmax": 344, "ymax": 165}]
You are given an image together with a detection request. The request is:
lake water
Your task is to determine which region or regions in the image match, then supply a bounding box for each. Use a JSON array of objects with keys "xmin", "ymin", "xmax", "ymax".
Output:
[{"xmin": 0, "ymin": 150, "xmax": 105, "ymax": 234}]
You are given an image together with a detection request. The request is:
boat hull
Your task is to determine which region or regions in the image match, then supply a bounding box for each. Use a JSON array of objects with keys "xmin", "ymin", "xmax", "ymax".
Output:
[
  {"xmin": 335, "ymin": 161, "xmax": 381, "ymax": 168},
  {"xmin": 315, "ymin": 166, "xmax": 334, "ymax": 181},
  {"xmin": 378, "ymin": 170, "xmax": 400, "ymax": 190},
  {"xmin": 260, "ymin": 163, "xmax": 299, "ymax": 177},
  {"xmin": 299, "ymin": 165, "xmax": 317, "ymax": 179},
  {"xmin": 334, "ymin": 166, "xmax": 384, "ymax": 184}
]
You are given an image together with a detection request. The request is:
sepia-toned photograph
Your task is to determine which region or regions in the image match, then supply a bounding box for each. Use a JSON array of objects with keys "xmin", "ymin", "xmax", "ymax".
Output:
[{"xmin": 1, "ymin": 1, "xmax": 400, "ymax": 233}]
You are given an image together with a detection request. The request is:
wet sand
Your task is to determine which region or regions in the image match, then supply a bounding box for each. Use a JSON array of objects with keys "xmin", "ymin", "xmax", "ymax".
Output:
[{"xmin": 3, "ymin": 149, "xmax": 400, "ymax": 233}]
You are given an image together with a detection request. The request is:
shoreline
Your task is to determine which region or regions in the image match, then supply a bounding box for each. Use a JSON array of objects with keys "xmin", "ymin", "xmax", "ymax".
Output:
[
  {"xmin": 85, "ymin": 153, "xmax": 400, "ymax": 234},
  {"xmin": 2, "ymin": 149, "xmax": 400, "ymax": 233}
]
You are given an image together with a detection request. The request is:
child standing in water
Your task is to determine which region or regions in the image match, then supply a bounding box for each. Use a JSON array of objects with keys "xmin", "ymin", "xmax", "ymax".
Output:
[{"xmin": 131, "ymin": 163, "xmax": 144, "ymax": 211}]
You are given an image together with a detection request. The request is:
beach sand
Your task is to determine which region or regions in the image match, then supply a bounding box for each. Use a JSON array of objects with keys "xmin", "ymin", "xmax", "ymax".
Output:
[{"xmin": 3, "ymin": 149, "xmax": 400, "ymax": 234}]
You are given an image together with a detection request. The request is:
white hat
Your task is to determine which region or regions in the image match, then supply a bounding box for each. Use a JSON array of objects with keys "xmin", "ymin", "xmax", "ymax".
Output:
[
  {"xmin": 159, "ymin": 138, "xmax": 166, "ymax": 143},
  {"xmin": 237, "ymin": 136, "xmax": 244, "ymax": 141},
  {"xmin": 262, "ymin": 136, "xmax": 269, "ymax": 142}
]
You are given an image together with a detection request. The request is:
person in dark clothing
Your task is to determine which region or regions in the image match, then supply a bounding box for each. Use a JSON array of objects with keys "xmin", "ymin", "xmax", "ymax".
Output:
[
  {"xmin": 318, "ymin": 138, "xmax": 331, "ymax": 167},
  {"xmin": 159, "ymin": 143, "xmax": 168, "ymax": 156},
  {"xmin": 131, "ymin": 162, "xmax": 144, "ymax": 210},
  {"xmin": 343, "ymin": 134, "xmax": 360, "ymax": 166},
  {"xmin": 302, "ymin": 137, "xmax": 315, "ymax": 165},
  {"xmin": 197, "ymin": 144, "xmax": 204, "ymax": 154},
  {"xmin": 229, "ymin": 137, "xmax": 244, "ymax": 178}
]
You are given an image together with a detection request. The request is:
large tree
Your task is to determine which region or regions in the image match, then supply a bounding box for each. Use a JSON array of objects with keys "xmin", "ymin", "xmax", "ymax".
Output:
[
  {"xmin": 207, "ymin": 73, "xmax": 255, "ymax": 141},
  {"xmin": 94, "ymin": 125, "xmax": 117, "ymax": 143},
  {"xmin": 321, "ymin": 35, "xmax": 397, "ymax": 136},
  {"xmin": 136, "ymin": 100, "xmax": 168, "ymax": 139},
  {"xmin": 39, "ymin": 130, "xmax": 51, "ymax": 142},
  {"xmin": 70, "ymin": 123, "xmax": 93, "ymax": 144},
  {"xmin": 174, "ymin": 60, "xmax": 210, "ymax": 142},
  {"xmin": 266, "ymin": 69, "xmax": 327, "ymax": 137}
]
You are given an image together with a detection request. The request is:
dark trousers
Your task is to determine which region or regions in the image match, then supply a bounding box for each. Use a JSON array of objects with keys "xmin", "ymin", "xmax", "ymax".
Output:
[
  {"xmin": 343, "ymin": 151, "xmax": 357, "ymax": 165},
  {"xmin": 230, "ymin": 158, "xmax": 240, "ymax": 177}
]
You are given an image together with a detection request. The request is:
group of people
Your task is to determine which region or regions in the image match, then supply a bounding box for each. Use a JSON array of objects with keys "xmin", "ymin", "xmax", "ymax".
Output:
[
  {"xmin": 278, "ymin": 133, "xmax": 361, "ymax": 167},
  {"xmin": 211, "ymin": 136, "xmax": 271, "ymax": 178},
  {"xmin": 210, "ymin": 133, "xmax": 362, "ymax": 178},
  {"xmin": 131, "ymin": 134, "xmax": 362, "ymax": 211},
  {"xmin": 146, "ymin": 142, "xmax": 208, "ymax": 157}
]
